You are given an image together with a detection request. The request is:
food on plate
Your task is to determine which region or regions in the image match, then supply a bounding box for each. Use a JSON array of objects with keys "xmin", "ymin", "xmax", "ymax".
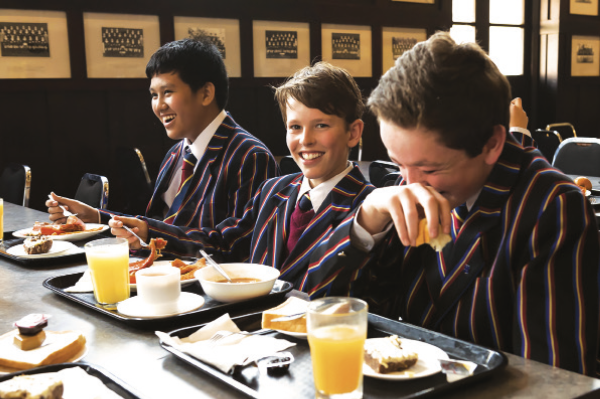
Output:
[
  {"xmin": 364, "ymin": 335, "xmax": 419, "ymax": 374},
  {"xmin": 30, "ymin": 216, "xmax": 101, "ymax": 237},
  {"xmin": 0, "ymin": 373, "xmax": 63, "ymax": 399},
  {"xmin": 171, "ymin": 258, "xmax": 207, "ymax": 281},
  {"xmin": 23, "ymin": 236, "xmax": 53, "ymax": 255},
  {"xmin": 13, "ymin": 314, "xmax": 50, "ymax": 351},
  {"xmin": 0, "ymin": 329, "xmax": 86, "ymax": 370},
  {"xmin": 575, "ymin": 176, "xmax": 592, "ymax": 195},
  {"xmin": 128, "ymin": 238, "xmax": 168, "ymax": 283},
  {"xmin": 415, "ymin": 218, "xmax": 452, "ymax": 251},
  {"xmin": 262, "ymin": 297, "xmax": 309, "ymax": 333}
]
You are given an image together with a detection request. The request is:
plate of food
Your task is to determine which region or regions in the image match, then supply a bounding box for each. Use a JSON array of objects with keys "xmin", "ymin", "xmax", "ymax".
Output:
[
  {"xmin": 362, "ymin": 335, "xmax": 449, "ymax": 380},
  {"xmin": 13, "ymin": 216, "xmax": 108, "ymax": 242},
  {"xmin": 6, "ymin": 239, "xmax": 77, "ymax": 259},
  {"xmin": 261, "ymin": 297, "xmax": 308, "ymax": 339}
]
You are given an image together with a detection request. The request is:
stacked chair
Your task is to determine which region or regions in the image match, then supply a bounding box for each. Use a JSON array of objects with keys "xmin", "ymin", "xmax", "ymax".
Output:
[
  {"xmin": 552, "ymin": 137, "xmax": 600, "ymax": 176},
  {"xmin": 74, "ymin": 173, "xmax": 109, "ymax": 210},
  {"xmin": 369, "ymin": 160, "xmax": 400, "ymax": 188},
  {"xmin": 0, "ymin": 163, "xmax": 31, "ymax": 207}
]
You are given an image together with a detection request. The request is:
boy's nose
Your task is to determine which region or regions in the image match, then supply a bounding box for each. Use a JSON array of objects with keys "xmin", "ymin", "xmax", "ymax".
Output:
[
  {"xmin": 299, "ymin": 129, "xmax": 315, "ymax": 145},
  {"xmin": 403, "ymin": 168, "xmax": 423, "ymax": 185}
]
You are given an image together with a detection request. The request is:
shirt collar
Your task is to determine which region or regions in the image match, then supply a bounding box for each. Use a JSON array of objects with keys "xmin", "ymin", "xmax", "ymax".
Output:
[
  {"xmin": 465, "ymin": 189, "xmax": 481, "ymax": 211},
  {"xmin": 297, "ymin": 162, "xmax": 353, "ymax": 212},
  {"xmin": 184, "ymin": 109, "xmax": 227, "ymax": 161}
]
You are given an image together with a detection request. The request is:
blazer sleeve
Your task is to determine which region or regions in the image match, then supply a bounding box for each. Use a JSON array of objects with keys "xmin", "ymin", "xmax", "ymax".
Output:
[{"xmin": 514, "ymin": 189, "xmax": 599, "ymax": 375}]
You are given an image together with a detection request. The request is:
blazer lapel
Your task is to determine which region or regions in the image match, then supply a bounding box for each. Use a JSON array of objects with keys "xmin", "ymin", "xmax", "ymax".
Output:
[{"xmin": 147, "ymin": 143, "xmax": 183, "ymax": 219}]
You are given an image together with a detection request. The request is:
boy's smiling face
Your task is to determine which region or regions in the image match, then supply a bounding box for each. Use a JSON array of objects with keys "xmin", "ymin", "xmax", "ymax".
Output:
[{"xmin": 285, "ymin": 98, "xmax": 362, "ymax": 188}]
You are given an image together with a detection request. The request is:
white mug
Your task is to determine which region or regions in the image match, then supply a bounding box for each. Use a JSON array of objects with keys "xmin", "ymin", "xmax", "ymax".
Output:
[{"xmin": 136, "ymin": 266, "xmax": 181, "ymax": 314}]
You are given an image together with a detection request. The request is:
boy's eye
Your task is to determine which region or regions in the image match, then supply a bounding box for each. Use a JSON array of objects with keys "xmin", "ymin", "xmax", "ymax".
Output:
[
  {"xmin": 423, "ymin": 170, "xmax": 437, "ymax": 175},
  {"xmin": 288, "ymin": 124, "xmax": 301, "ymax": 130},
  {"xmin": 316, "ymin": 123, "xmax": 329, "ymax": 129}
]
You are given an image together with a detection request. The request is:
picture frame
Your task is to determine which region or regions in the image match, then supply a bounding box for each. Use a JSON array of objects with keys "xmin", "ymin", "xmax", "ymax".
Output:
[
  {"xmin": 83, "ymin": 12, "xmax": 160, "ymax": 78},
  {"xmin": 571, "ymin": 36, "xmax": 600, "ymax": 76},
  {"xmin": 570, "ymin": 0, "xmax": 599, "ymax": 16},
  {"xmin": 382, "ymin": 27, "xmax": 427, "ymax": 74},
  {"xmin": 391, "ymin": 0, "xmax": 435, "ymax": 3},
  {"xmin": 174, "ymin": 16, "xmax": 241, "ymax": 78},
  {"xmin": 321, "ymin": 24, "xmax": 372, "ymax": 78},
  {"xmin": 253, "ymin": 20, "xmax": 310, "ymax": 78},
  {"xmin": 0, "ymin": 9, "xmax": 71, "ymax": 79}
]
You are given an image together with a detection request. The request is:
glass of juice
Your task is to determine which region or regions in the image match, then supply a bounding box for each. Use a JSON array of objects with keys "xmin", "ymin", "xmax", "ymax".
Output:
[
  {"xmin": 84, "ymin": 237, "xmax": 130, "ymax": 310},
  {"xmin": 307, "ymin": 297, "xmax": 368, "ymax": 399}
]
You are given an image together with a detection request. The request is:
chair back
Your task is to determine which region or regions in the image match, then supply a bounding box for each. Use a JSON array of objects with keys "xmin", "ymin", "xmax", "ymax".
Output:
[
  {"xmin": 369, "ymin": 160, "xmax": 400, "ymax": 188},
  {"xmin": 532, "ymin": 129, "xmax": 562, "ymax": 162},
  {"xmin": 116, "ymin": 147, "xmax": 153, "ymax": 215},
  {"xmin": 552, "ymin": 138, "xmax": 600, "ymax": 176},
  {"xmin": 0, "ymin": 164, "xmax": 31, "ymax": 207},
  {"xmin": 279, "ymin": 156, "xmax": 301, "ymax": 175},
  {"xmin": 75, "ymin": 173, "xmax": 109, "ymax": 209},
  {"xmin": 381, "ymin": 171, "xmax": 402, "ymax": 187},
  {"xmin": 545, "ymin": 122, "xmax": 577, "ymax": 140}
]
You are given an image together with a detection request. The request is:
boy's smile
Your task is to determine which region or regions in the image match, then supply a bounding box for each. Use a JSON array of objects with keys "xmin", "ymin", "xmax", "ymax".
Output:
[{"xmin": 285, "ymin": 98, "xmax": 362, "ymax": 188}]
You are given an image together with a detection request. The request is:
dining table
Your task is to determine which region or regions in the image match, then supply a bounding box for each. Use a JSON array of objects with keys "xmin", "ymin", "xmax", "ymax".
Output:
[{"xmin": 1, "ymin": 201, "xmax": 600, "ymax": 398}]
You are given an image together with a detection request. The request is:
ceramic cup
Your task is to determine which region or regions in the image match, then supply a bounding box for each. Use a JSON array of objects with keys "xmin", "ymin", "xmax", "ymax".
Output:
[{"xmin": 135, "ymin": 266, "xmax": 181, "ymax": 314}]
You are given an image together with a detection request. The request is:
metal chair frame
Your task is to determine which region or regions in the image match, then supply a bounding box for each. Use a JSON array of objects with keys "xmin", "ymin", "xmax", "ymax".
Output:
[
  {"xmin": 545, "ymin": 122, "xmax": 577, "ymax": 138},
  {"xmin": 75, "ymin": 173, "xmax": 109, "ymax": 210}
]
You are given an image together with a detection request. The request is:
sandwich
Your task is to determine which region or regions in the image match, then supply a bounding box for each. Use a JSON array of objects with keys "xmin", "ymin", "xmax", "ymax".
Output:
[
  {"xmin": 415, "ymin": 218, "xmax": 451, "ymax": 251},
  {"xmin": 261, "ymin": 297, "xmax": 309, "ymax": 333},
  {"xmin": 364, "ymin": 335, "xmax": 419, "ymax": 374}
]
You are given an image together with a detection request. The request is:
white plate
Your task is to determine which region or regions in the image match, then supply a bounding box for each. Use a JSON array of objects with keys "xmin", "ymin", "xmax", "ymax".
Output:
[
  {"xmin": 117, "ymin": 292, "xmax": 205, "ymax": 318},
  {"xmin": 363, "ymin": 338, "xmax": 449, "ymax": 380},
  {"xmin": 6, "ymin": 241, "xmax": 77, "ymax": 259},
  {"xmin": 129, "ymin": 261, "xmax": 199, "ymax": 291},
  {"xmin": 13, "ymin": 223, "xmax": 109, "ymax": 242},
  {"xmin": 274, "ymin": 330, "xmax": 307, "ymax": 339},
  {"xmin": 0, "ymin": 338, "xmax": 88, "ymax": 375}
]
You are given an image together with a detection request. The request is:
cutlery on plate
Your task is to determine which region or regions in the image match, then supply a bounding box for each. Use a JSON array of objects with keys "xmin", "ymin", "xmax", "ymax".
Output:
[
  {"xmin": 199, "ymin": 249, "xmax": 233, "ymax": 282},
  {"xmin": 270, "ymin": 312, "xmax": 306, "ymax": 323},
  {"xmin": 48, "ymin": 194, "xmax": 77, "ymax": 217},
  {"xmin": 110, "ymin": 215, "xmax": 149, "ymax": 248}
]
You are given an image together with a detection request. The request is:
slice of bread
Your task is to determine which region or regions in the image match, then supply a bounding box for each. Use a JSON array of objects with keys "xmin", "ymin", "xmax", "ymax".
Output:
[
  {"xmin": 415, "ymin": 218, "xmax": 452, "ymax": 252},
  {"xmin": 262, "ymin": 297, "xmax": 309, "ymax": 333},
  {"xmin": 0, "ymin": 373, "xmax": 63, "ymax": 399},
  {"xmin": 0, "ymin": 330, "xmax": 86, "ymax": 370}
]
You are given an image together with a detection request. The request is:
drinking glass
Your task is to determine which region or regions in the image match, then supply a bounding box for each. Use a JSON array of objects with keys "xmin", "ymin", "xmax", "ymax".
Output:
[
  {"xmin": 307, "ymin": 297, "xmax": 368, "ymax": 399},
  {"xmin": 85, "ymin": 237, "xmax": 130, "ymax": 310}
]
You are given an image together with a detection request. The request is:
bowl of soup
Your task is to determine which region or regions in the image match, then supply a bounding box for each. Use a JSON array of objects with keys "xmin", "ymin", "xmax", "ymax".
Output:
[{"xmin": 195, "ymin": 263, "xmax": 280, "ymax": 303}]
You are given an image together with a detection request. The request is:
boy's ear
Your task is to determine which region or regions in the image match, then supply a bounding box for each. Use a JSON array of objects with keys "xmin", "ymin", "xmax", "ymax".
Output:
[
  {"xmin": 482, "ymin": 124, "xmax": 506, "ymax": 165},
  {"xmin": 347, "ymin": 119, "xmax": 364, "ymax": 148},
  {"xmin": 198, "ymin": 82, "xmax": 216, "ymax": 106}
]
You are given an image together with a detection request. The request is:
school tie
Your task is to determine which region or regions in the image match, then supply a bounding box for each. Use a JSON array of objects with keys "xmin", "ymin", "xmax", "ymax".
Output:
[
  {"xmin": 164, "ymin": 148, "xmax": 197, "ymax": 225},
  {"xmin": 441, "ymin": 202, "xmax": 469, "ymax": 262},
  {"xmin": 286, "ymin": 192, "xmax": 314, "ymax": 255}
]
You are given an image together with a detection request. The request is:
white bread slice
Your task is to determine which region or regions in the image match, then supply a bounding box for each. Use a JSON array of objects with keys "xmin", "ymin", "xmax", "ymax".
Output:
[
  {"xmin": 0, "ymin": 330, "xmax": 86, "ymax": 370},
  {"xmin": 0, "ymin": 373, "xmax": 63, "ymax": 399},
  {"xmin": 415, "ymin": 218, "xmax": 452, "ymax": 252},
  {"xmin": 262, "ymin": 297, "xmax": 309, "ymax": 333}
]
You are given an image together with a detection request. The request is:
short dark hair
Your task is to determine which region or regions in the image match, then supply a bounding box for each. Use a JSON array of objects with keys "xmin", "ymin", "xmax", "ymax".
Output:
[
  {"xmin": 146, "ymin": 38, "xmax": 229, "ymax": 110},
  {"xmin": 274, "ymin": 61, "xmax": 365, "ymax": 127},
  {"xmin": 367, "ymin": 32, "xmax": 511, "ymax": 157}
]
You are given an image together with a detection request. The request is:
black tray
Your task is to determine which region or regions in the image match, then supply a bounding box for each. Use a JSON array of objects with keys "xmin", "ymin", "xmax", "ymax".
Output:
[
  {"xmin": 43, "ymin": 272, "xmax": 293, "ymax": 329},
  {"xmin": 0, "ymin": 362, "xmax": 144, "ymax": 399},
  {"xmin": 161, "ymin": 312, "xmax": 507, "ymax": 399}
]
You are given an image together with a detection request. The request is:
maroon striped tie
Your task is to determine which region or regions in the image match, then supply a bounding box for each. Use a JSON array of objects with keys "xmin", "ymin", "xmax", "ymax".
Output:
[{"xmin": 286, "ymin": 192, "xmax": 314, "ymax": 256}]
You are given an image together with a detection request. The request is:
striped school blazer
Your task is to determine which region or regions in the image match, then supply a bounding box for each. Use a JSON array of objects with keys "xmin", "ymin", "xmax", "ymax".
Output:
[
  {"xmin": 144, "ymin": 164, "xmax": 375, "ymax": 295},
  {"xmin": 100, "ymin": 112, "xmax": 279, "ymax": 228},
  {"xmin": 309, "ymin": 135, "xmax": 600, "ymax": 375}
]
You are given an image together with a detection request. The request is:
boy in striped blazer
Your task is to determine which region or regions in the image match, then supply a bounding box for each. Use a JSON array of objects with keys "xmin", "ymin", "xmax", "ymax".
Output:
[
  {"xmin": 112, "ymin": 62, "xmax": 375, "ymax": 296},
  {"xmin": 47, "ymin": 38, "xmax": 278, "ymax": 229},
  {"xmin": 309, "ymin": 32, "xmax": 600, "ymax": 375}
]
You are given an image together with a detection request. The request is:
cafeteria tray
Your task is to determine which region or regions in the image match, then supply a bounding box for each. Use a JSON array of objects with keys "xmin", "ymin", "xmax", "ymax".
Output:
[
  {"xmin": 0, "ymin": 235, "xmax": 98, "ymax": 266},
  {"xmin": 161, "ymin": 312, "xmax": 507, "ymax": 399},
  {"xmin": 0, "ymin": 362, "xmax": 144, "ymax": 399},
  {"xmin": 43, "ymin": 272, "xmax": 293, "ymax": 330}
]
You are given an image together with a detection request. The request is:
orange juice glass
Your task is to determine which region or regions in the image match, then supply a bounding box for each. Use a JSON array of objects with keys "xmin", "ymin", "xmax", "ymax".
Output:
[
  {"xmin": 85, "ymin": 237, "xmax": 130, "ymax": 309},
  {"xmin": 307, "ymin": 297, "xmax": 368, "ymax": 399}
]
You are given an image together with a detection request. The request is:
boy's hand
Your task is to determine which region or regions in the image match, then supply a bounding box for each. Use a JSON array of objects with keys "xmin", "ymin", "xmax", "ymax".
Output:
[
  {"xmin": 510, "ymin": 97, "xmax": 528, "ymax": 129},
  {"xmin": 46, "ymin": 192, "xmax": 99, "ymax": 224},
  {"xmin": 108, "ymin": 215, "xmax": 149, "ymax": 250},
  {"xmin": 357, "ymin": 183, "xmax": 452, "ymax": 247}
]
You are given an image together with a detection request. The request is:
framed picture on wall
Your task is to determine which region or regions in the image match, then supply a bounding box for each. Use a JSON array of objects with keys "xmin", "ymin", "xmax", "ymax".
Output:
[
  {"xmin": 174, "ymin": 16, "xmax": 241, "ymax": 78},
  {"xmin": 321, "ymin": 24, "xmax": 372, "ymax": 77},
  {"xmin": 253, "ymin": 20, "xmax": 310, "ymax": 77},
  {"xmin": 0, "ymin": 9, "xmax": 70, "ymax": 79},
  {"xmin": 382, "ymin": 27, "xmax": 427, "ymax": 74},
  {"xmin": 83, "ymin": 12, "xmax": 160, "ymax": 78},
  {"xmin": 391, "ymin": 0, "xmax": 435, "ymax": 3},
  {"xmin": 570, "ymin": 0, "xmax": 599, "ymax": 16},
  {"xmin": 571, "ymin": 36, "xmax": 600, "ymax": 76}
]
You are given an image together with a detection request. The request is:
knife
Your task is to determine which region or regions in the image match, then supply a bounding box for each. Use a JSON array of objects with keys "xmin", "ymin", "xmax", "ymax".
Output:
[{"xmin": 270, "ymin": 312, "xmax": 306, "ymax": 323}]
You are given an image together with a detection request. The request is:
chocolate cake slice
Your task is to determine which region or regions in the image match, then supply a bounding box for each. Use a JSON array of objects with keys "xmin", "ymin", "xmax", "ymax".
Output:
[
  {"xmin": 23, "ymin": 237, "xmax": 53, "ymax": 255},
  {"xmin": 364, "ymin": 335, "xmax": 419, "ymax": 374}
]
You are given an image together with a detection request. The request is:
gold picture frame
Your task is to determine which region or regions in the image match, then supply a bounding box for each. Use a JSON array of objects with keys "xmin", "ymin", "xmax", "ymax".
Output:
[
  {"xmin": 382, "ymin": 27, "xmax": 427, "ymax": 74},
  {"xmin": 570, "ymin": 0, "xmax": 599, "ymax": 16},
  {"xmin": 0, "ymin": 9, "xmax": 71, "ymax": 79},
  {"xmin": 253, "ymin": 20, "xmax": 310, "ymax": 78},
  {"xmin": 174, "ymin": 16, "xmax": 241, "ymax": 78},
  {"xmin": 571, "ymin": 35, "xmax": 600, "ymax": 76},
  {"xmin": 83, "ymin": 12, "xmax": 161, "ymax": 78},
  {"xmin": 321, "ymin": 24, "xmax": 372, "ymax": 77}
]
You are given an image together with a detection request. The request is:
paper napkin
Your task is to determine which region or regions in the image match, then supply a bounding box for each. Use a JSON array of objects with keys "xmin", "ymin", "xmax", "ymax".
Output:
[
  {"xmin": 64, "ymin": 269, "xmax": 94, "ymax": 293},
  {"xmin": 156, "ymin": 313, "xmax": 295, "ymax": 374}
]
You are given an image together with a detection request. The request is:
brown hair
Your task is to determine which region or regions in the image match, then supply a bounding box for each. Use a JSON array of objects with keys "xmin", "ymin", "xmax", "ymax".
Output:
[
  {"xmin": 275, "ymin": 61, "xmax": 365, "ymax": 126},
  {"xmin": 367, "ymin": 31, "xmax": 511, "ymax": 157}
]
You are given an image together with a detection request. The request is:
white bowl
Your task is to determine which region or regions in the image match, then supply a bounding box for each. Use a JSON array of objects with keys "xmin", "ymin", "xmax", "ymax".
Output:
[{"xmin": 195, "ymin": 263, "xmax": 280, "ymax": 303}]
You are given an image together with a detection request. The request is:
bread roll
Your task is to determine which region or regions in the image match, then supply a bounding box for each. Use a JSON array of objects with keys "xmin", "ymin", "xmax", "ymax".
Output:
[
  {"xmin": 262, "ymin": 297, "xmax": 309, "ymax": 333},
  {"xmin": 415, "ymin": 218, "xmax": 451, "ymax": 251},
  {"xmin": 0, "ymin": 330, "xmax": 86, "ymax": 370}
]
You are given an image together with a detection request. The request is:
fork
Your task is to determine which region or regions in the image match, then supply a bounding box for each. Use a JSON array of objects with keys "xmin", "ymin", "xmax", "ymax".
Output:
[
  {"xmin": 48, "ymin": 194, "xmax": 77, "ymax": 218},
  {"xmin": 110, "ymin": 215, "xmax": 149, "ymax": 248},
  {"xmin": 206, "ymin": 329, "xmax": 273, "ymax": 347}
]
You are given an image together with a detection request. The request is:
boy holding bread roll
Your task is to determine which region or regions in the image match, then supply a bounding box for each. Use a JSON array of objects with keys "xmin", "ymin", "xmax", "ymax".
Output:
[
  {"xmin": 312, "ymin": 32, "xmax": 600, "ymax": 375},
  {"xmin": 110, "ymin": 62, "xmax": 375, "ymax": 296}
]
